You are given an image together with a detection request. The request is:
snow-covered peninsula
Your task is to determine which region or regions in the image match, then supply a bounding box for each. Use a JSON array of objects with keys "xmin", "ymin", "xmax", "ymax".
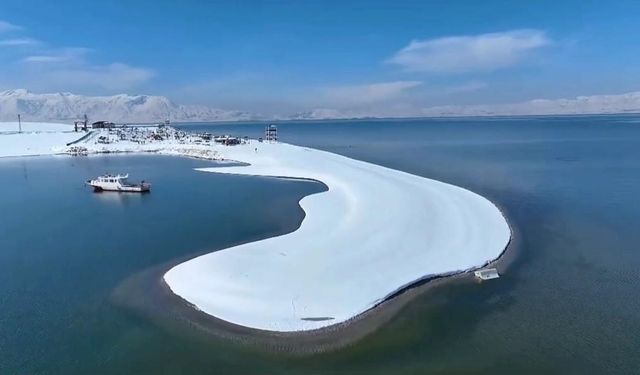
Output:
[
  {"xmin": 1, "ymin": 122, "xmax": 511, "ymax": 333},
  {"xmin": 163, "ymin": 142, "xmax": 510, "ymax": 332}
]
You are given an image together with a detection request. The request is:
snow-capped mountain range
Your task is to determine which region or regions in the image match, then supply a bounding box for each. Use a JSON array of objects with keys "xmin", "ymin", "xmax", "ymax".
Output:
[
  {"xmin": 418, "ymin": 91, "xmax": 640, "ymax": 118},
  {"xmin": 2, "ymin": 89, "xmax": 640, "ymax": 123},
  {"xmin": 0, "ymin": 89, "xmax": 256, "ymax": 123},
  {"xmin": 291, "ymin": 91, "xmax": 640, "ymax": 120}
]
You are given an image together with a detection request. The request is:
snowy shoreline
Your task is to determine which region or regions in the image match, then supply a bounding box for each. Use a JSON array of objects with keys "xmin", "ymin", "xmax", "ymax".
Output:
[
  {"xmin": 0, "ymin": 122, "xmax": 82, "ymax": 158},
  {"xmin": 2, "ymin": 122, "xmax": 511, "ymax": 333}
]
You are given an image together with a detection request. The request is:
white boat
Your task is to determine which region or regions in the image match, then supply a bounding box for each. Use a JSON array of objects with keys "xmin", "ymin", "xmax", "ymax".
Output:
[
  {"xmin": 86, "ymin": 174, "xmax": 150, "ymax": 193},
  {"xmin": 474, "ymin": 268, "xmax": 500, "ymax": 281}
]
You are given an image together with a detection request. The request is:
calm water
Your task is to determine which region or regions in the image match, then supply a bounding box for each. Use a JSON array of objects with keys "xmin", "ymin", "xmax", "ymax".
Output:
[{"xmin": 2, "ymin": 116, "xmax": 640, "ymax": 374}]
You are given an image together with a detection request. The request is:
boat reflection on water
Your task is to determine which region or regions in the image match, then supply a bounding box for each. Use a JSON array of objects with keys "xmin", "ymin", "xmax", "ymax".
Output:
[{"xmin": 92, "ymin": 189, "xmax": 149, "ymax": 206}]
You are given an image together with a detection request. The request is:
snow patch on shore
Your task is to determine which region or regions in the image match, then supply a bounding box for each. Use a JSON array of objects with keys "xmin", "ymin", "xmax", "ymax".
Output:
[
  {"xmin": 78, "ymin": 141, "xmax": 222, "ymax": 160},
  {"xmin": 0, "ymin": 121, "xmax": 72, "ymax": 133},
  {"xmin": 0, "ymin": 122, "xmax": 81, "ymax": 158}
]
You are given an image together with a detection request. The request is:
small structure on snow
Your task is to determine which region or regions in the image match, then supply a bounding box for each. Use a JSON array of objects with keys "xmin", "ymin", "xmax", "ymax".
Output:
[
  {"xmin": 265, "ymin": 124, "xmax": 278, "ymax": 142},
  {"xmin": 74, "ymin": 114, "xmax": 89, "ymax": 132},
  {"xmin": 214, "ymin": 135, "xmax": 241, "ymax": 145},
  {"xmin": 474, "ymin": 268, "xmax": 500, "ymax": 281}
]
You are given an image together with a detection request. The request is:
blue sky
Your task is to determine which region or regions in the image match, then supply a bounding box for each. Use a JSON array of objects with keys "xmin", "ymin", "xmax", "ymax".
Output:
[{"xmin": 1, "ymin": 0, "xmax": 640, "ymax": 115}]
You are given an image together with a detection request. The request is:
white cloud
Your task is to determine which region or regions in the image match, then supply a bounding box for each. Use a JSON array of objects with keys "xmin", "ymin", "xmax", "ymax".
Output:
[
  {"xmin": 444, "ymin": 81, "xmax": 488, "ymax": 94},
  {"xmin": 23, "ymin": 47, "xmax": 92, "ymax": 63},
  {"xmin": 2, "ymin": 34, "xmax": 152, "ymax": 91},
  {"xmin": 324, "ymin": 81, "xmax": 422, "ymax": 106},
  {"xmin": 0, "ymin": 37, "xmax": 39, "ymax": 46},
  {"xmin": 43, "ymin": 63, "xmax": 155, "ymax": 91},
  {"xmin": 388, "ymin": 29, "xmax": 550, "ymax": 73},
  {"xmin": 0, "ymin": 20, "xmax": 21, "ymax": 33},
  {"xmin": 0, "ymin": 18, "xmax": 152, "ymax": 92},
  {"xmin": 24, "ymin": 55, "xmax": 70, "ymax": 63}
]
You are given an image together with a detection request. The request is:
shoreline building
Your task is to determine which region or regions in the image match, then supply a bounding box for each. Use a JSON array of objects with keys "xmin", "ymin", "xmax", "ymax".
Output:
[
  {"xmin": 265, "ymin": 124, "xmax": 278, "ymax": 142},
  {"xmin": 91, "ymin": 121, "xmax": 115, "ymax": 129}
]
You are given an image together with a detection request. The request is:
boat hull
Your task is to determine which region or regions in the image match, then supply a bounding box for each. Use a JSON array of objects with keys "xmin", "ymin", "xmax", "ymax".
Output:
[{"xmin": 88, "ymin": 183, "xmax": 150, "ymax": 193}]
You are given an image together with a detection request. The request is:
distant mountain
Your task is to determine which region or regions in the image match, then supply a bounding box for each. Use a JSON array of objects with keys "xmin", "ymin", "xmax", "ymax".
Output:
[
  {"xmin": 419, "ymin": 91, "xmax": 640, "ymax": 117},
  {"xmin": 3, "ymin": 89, "xmax": 640, "ymax": 123},
  {"xmin": 291, "ymin": 91, "xmax": 640, "ymax": 120},
  {"xmin": 289, "ymin": 108, "xmax": 366, "ymax": 120},
  {"xmin": 0, "ymin": 89, "xmax": 256, "ymax": 123}
]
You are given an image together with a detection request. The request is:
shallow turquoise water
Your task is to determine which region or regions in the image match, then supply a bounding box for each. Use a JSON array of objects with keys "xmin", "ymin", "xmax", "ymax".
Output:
[{"xmin": 2, "ymin": 116, "xmax": 640, "ymax": 373}]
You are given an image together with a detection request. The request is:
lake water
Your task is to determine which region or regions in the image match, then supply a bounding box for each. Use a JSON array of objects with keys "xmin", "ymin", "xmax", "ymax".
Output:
[{"xmin": 1, "ymin": 116, "xmax": 639, "ymax": 373}]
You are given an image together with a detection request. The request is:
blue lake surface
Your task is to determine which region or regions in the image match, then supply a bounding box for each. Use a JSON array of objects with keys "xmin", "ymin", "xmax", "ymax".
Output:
[{"xmin": 1, "ymin": 116, "xmax": 640, "ymax": 373}]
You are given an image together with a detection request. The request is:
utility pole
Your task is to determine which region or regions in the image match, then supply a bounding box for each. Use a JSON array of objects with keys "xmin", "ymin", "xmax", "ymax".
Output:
[{"xmin": 18, "ymin": 114, "xmax": 22, "ymax": 133}]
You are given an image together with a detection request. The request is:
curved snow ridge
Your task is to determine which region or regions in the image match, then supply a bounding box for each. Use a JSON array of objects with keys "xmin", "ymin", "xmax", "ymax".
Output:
[{"xmin": 163, "ymin": 142, "xmax": 511, "ymax": 332}]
